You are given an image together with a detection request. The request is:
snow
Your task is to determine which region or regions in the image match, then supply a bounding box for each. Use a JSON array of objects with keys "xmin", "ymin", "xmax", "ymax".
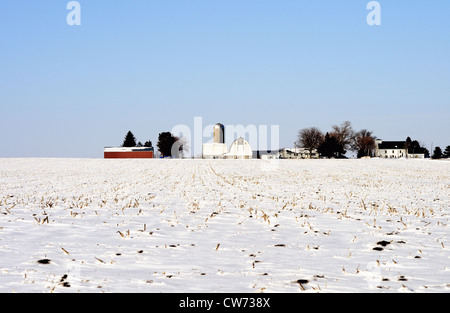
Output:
[
  {"xmin": 0, "ymin": 158, "xmax": 449, "ymax": 293},
  {"xmin": 104, "ymin": 147, "xmax": 153, "ymax": 152}
]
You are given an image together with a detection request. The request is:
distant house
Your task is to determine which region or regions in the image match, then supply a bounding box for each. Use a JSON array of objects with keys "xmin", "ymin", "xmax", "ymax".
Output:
[
  {"xmin": 255, "ymin": 147, "xmax": 319, "ymax": 159},
  {"xmin": 280, "ymin": 147, "xmax": 319, "ymax": 159},
  {"xmin": 375, "ymin": 140, "xmax": 407, "ymax": 158},
  {"xmin": 375, "ymin": 140, "xmax": 427, "ymax": 159},
  {"xmin": 104, "ymin": 147, "xmax": 154, "ymax": 159}
]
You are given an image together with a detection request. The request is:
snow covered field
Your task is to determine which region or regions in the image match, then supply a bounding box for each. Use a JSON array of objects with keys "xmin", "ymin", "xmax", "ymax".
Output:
[{"xmin": 0, "ymin": 158, "xmax": 449, "ymax": 293}]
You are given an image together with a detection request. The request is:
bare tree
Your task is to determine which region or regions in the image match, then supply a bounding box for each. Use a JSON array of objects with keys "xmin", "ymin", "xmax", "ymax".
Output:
[
  {"xmin": 353, "ymin": 129, "xmax": 376, "ymax": 158},
  {"xmin": 296, "ymin": 127, "xmax": 324, "ymax": 157},
  {"xmin": 330, "ymin": 121, "xmax": 355, "ymax": 155}
]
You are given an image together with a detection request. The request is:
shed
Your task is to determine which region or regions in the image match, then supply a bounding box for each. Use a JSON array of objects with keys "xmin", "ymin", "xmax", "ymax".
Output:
[{"xmin": 104, "ymin": 147, "xmax": 154, "ymax": 159}]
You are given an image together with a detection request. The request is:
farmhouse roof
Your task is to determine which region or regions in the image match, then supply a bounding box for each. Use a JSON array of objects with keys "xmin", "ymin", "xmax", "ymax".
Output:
[{"xmin": 377, "ymin": 141, "xmax": 406, "ymax": 150}]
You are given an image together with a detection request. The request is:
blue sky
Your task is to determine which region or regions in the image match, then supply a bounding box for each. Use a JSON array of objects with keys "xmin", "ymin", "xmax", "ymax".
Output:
[{"xmin": 0, "ymin": 0, "xmax": 449, "ymax": 157}]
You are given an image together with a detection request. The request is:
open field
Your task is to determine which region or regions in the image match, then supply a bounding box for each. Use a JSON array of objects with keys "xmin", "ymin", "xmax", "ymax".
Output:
[{"xmin": 0, "ymin": 158, "xmax": 449, "ymax": 293}]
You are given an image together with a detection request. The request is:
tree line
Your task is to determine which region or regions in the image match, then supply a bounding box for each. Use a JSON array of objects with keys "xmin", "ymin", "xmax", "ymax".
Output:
[
  {"xmin": 120, "ymin": 131, "xmax": 184, "ymax": 158},
  {"xmin": 296, "ymin": 121, "xmax": 377, "ymax": 158},
  {"xmin": 296, "ymin": 121, "xmax": 448, "ymax": 159},
  {"xmin": 432, "ymin": 146, "xmax": 450, "ymax": 159},
  {"xmin": 121, "ymin": 131, "xmax": 153, "ymax": 148},
  {"xmin": 119, "ymin": 125, "xmax": 449, "ymax": 159}
]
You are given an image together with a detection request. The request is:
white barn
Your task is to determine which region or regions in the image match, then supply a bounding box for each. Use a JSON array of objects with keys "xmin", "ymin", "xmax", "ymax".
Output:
[
  {"xmin": 225, "ymin": 137, "xmax": 253, "ymax": 159},
  {"xmin": 202, "ymin": 123, "xmax": 253, "ymax": 159}
]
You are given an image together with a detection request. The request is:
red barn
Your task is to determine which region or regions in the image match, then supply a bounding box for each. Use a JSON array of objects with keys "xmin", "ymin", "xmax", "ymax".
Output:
[{"xmin": 104, "ymin": 147, "xmax": 154, "ymax": 159}]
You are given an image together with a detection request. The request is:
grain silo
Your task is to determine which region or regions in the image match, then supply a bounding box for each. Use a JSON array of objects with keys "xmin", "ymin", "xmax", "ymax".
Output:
[
  {"xmin": 203, "ymin": 123, "xmax": 227, "ymax": 159},
  {"xmin": 213, "ymin": 123, "xmax": 225, "ymax": 144}
]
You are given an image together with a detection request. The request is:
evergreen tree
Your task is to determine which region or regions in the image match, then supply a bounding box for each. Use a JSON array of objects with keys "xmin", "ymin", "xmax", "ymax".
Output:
[
  {"xmin": 405, "ymin": 137, "xmax": 412, "ymax": 151},
  {"xmin": 405, "ymin": 136, "xmax": 429, "ymax": 157},
  {"xmin": 432, "ymin": 146, "xmax": 443, "ymax": 159},
  {"xmin": 318, "ymin": 133, "xmax": 345, "ymax": 158},
  {"xmin": 144, "ymin": 140, "xmax": 153, "ymax": 148},
  {"xmin": 122, "ymin": 131, "xmax": 137, "ymax": 147},
  {"xmin": 443, "ymin": 146, "xmax": 450, "ymax": 158},
  {"xmin": 410, "ymin": 140, "xmax": 421, "ymax": 154}
]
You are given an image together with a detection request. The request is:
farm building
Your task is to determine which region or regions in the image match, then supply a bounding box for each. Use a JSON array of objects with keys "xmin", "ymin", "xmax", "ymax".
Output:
[
  {"xmin": 280, "ymin": 147, "xmax": 319, "ymax": 159},
  {"xmin": 203, "ymin": 143, "xmax": 228, "ymax": 159},
  {"xmin": 203, "ymin": 137, "xmax": 253, "ymax": 159},
  {"xmin": 375, "ymin": 140, "xmax": 407, "ymax": 158},
  {"xmin": 104, "ymin": 147, "xmax": 154, "ymax": 159},
  {"xmin": 225, "ymin": 137, "xmax": 253, "ymax": 159},
  {"xmin": 203, "ymin": 123, "xmax": 253, "ymax": 159},
  {"xmin": 256, "ymin": 147, "xmax": 319, "ymax": 159},
  {"xmin": 255, "ymin": 150, "xmax": 281, "ymax": 160},
  {"xmin": 203, "ymin": 123, "xmax": 228, "ymax": 159}
]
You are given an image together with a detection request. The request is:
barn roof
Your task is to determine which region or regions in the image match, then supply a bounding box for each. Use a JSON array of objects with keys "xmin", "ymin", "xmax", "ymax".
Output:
[{"xmin": 104, "ymin": 147, "xmax": 154, "ymax": 152}]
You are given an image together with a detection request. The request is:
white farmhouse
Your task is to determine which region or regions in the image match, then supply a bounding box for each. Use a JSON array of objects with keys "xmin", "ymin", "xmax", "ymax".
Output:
[{"xmin": 375, "ymin": 140, "xmax": 407, "ymax": 158}]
